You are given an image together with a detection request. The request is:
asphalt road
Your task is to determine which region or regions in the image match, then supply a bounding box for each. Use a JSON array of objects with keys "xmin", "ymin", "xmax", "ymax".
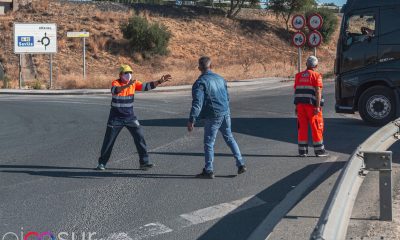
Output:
[{"xmin": 0, "ymin": 80, "xmax": 398, "ymax": 240}]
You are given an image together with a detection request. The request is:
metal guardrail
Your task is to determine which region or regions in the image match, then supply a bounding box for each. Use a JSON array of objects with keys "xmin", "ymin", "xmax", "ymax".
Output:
[{"xmin": 310, "ymin": 118, "xmax": 400, "ymax": 240}]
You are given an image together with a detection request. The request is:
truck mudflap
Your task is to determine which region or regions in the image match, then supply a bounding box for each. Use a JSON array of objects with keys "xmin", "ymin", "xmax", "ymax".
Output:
[{"xmin": 335, "ymin": 104, "xmax": 355, "ymax": 114}]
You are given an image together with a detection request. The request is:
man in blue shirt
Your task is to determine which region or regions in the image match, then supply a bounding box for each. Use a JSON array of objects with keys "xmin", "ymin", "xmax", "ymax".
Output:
[{"xmin": 187, "ymin": 56, "xmax": 246, "ymax": 179}]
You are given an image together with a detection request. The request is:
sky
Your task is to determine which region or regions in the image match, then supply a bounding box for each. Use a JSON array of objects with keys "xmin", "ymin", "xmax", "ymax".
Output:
[{"xmin": 318, "ymin": 0, "xmax": 347, "ymax": 6}]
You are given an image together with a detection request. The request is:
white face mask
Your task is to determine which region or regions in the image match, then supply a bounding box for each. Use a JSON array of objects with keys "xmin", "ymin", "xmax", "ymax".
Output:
[{"xmin": 121, "ymin": 73, "xmax": 132, "ymax": 83}]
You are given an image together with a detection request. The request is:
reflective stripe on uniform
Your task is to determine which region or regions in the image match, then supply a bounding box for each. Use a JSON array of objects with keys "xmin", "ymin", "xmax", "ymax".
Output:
[
  {"xmin": 142, "ymin": 83, "xmax": 152, "ymax": 91},
  {"xmin": 296, "ymin": 86, "xmax": 316, "ymax": 90},
  {"xmin": 111, "ymin": 103, "xmax": 134, "ymax": 108},
  {"xmin": 112, "ymin": 96, "xmax": 134, "ymax": 100},
  {"xmin": 295, "ymin": 94, "xmax": 317, "ymax": 100},
  {"xmin": 314, "ymin": 145, "xmax": 325, "ymax": 151}
]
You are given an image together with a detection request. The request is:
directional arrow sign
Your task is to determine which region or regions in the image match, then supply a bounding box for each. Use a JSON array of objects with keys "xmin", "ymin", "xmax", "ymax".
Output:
[
  {"xmin": 292, "ymin": 32, "xmax": 306, "ymax": 48},
  {"xmin": 14, "ymin": 23, "xmax": 57, "ymax": 54},
  {"xmin": 308, "ymin": 30, "xmax": 323, "ymax": 47}
]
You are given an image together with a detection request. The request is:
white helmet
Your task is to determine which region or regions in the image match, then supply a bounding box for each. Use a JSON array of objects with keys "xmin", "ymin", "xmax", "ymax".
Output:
[{"xmin": 306, "ymin": 56, "xmax": 319, "ymax": 68}]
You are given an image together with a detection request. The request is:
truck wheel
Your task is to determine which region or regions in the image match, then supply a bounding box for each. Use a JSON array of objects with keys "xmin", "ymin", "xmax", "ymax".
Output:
[{"xmin": 358, "ymin": 86, "xmax": 396, "ymax": 126}]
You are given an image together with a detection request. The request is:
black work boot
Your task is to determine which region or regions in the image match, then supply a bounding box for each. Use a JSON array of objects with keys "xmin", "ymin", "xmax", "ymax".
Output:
[
  {"xmin": 196, "ymin": 168, "xmax": 215, "ymax": 179},
  {"xmin": 238, "ymin": 165, "xmax": 247, "ymax": 174},
  {"xmin": 140, "ymin": 163, "xmax": 154, "ymax": 170},
  {"xmin": 315, "ymin": 150, "xmax": 329, "ymax": 157}
]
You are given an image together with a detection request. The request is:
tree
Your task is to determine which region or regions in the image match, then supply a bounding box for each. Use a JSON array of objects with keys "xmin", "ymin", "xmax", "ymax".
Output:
[
  {"xmin": 322, "ymin": 2, "xmax": 337, "ymax": 7},
  {"xmin": 269, "ymin": 0, "xmax": 317, "ymax": 31},
  {"xmin": 226, "ymin": 0, "xmax": 259, "ymax": 18}
]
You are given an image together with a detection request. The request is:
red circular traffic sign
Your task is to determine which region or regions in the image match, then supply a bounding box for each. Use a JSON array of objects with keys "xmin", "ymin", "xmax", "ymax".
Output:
[
  {"xmin": 308, "ymin": 13, "xmax": 323, "ymax": 30},
  {"xmin": 292, "ymin": 15, "xmax": 306, "ymax": 30},
  {"xmin": 307, "ymin": 30, "xmax": 323, "ymax": 47},
  {"xmin": 292, "ymin": 32, "xmax": 306, "ymax": 48}
]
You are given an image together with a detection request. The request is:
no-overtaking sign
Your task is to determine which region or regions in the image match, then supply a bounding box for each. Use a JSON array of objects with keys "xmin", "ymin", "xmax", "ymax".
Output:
[{"xmin": 14, "ymin": 23, "xmax": 57, "ymax": 54}]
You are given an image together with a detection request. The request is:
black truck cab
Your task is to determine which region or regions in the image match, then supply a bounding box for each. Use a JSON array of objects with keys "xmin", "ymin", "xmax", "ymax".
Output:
[{"xmin": 335, "ymin": 0, "xmax": 400, "ymax": 125}]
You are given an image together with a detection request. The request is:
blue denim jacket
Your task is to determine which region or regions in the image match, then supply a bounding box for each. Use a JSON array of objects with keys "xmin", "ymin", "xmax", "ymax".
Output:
[{"xmin": 189, "ymin": 70, "xmax": 230, "ymax": 123}]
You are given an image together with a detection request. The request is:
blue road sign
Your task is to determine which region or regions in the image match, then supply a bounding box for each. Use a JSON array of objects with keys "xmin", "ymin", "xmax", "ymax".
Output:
[{"xmin": 17, "ymin": 36, "xmax": 34, "ymax": 47}]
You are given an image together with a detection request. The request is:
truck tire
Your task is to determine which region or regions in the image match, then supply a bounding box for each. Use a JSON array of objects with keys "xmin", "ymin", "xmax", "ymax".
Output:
[{"xmin": 358, "ymin": 86, "xmax": 396, "ymax": 126}]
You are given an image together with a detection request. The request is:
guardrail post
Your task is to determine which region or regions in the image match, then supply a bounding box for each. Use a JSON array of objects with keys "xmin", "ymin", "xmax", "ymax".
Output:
[{"xmin": 363, "ymin": 151, "xmax": 393, "ymax": 221}]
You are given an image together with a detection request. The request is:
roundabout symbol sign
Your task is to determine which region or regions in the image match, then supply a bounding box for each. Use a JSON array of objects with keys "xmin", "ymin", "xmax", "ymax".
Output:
[{"xmin": 38, "ymin": 32, "xmax": 51, "ymax": 50}]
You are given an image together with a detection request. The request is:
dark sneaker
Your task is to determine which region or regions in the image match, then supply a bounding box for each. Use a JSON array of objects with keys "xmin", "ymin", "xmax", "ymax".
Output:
[
  {"xmin": 95, "ymin": 164, "xmax": 106, "ymax": 171},
  {"xmin": 315, "ymin": 150, "xmax": 329, "ymax": 157},
  {"xmin": 140, "ymin": 163, "xmax": 154, "ymax": 170},
  {"xmin": 196, "ymin": 169, "xmax": 215, "ymax": 179},
  {"xmin": 238, "ymin": 165, "xmax": 247, "ymax": 174}
]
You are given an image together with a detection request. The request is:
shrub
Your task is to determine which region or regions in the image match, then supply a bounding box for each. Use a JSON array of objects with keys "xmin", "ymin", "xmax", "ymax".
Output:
[
  {"xmin": 306, "ymin": 8, "xmax": 339, "ymax": 44},
  {"xmin": 121, "ymin": 15, "xmax": 171, "ymax": 56},
  {"xmin": 2, "ymin": 75, "xmax": 10, "ymax": 89},
  {"xmin": 31, "ymin": 80, "xmax": 43, "ymax": 90}
]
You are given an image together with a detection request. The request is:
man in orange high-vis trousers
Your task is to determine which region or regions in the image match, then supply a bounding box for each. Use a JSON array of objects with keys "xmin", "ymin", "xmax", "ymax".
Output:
[
  {"xmin": 294, "ymin": 56, "xmax": 328, "ymax": 157},
  {"xmin": 96, "ymin": 64, "xmax": 171, "ymax": 171}
]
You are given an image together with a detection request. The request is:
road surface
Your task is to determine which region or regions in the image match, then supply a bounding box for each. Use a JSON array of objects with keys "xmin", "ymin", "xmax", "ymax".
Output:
[{"xmin": 0, "ymin": 80, "xmax": 398, "ymax": 240}]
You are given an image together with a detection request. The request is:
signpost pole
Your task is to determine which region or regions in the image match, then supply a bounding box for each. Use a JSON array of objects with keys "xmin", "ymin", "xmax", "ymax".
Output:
[
  {"xmin": 314, "ymin": 47, "xmax": 317, "ymax": 57},
  {"xmin": 19, "ymin": 54, "xmax": 22, "ymax": 89},
  {"xmin": 298, "ymin": 47, "xmax": 302, "ymax": 73},
  {"xmin": 83, "ymin": 37, "xmax": 86, "ymax": 79},
  {"xmin": 67, "ymin": 31, "xmax": 89, "ymax": 80},
  {"xmin": 49, "ymin": 54, "xmax": 53, "ymax": 89}
]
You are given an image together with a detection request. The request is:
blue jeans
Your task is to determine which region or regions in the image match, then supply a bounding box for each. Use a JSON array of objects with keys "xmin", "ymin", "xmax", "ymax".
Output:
[{"xmin": 204, "ymin": 115, "xmax": 245, "ymax": 172}]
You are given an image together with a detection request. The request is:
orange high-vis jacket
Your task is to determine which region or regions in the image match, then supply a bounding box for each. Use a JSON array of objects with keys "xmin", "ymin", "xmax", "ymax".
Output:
[
  {"xmin": 109, "ymin": 79, "xmax": 156, "ymax": 120},
  {"xmin": 294, "ymin": 69, "xmax": 324, "ymax": 107}
]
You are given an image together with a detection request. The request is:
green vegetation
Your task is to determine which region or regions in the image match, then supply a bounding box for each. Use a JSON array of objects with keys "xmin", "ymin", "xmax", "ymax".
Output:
[
  {"xmin": 306, "ymin": 8, "xmax": 339, "ymax": 43},
  {"xmin": 121, "ymin": 15, "xmax": 171, "ymax": 56},
  {"xmin": 2, "ymin": 75, "xmax": 9, "ymax": 89}
]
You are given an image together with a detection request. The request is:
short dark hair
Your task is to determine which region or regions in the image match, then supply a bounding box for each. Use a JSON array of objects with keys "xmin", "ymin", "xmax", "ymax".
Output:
[{"xmin": 198, "ymin": 56, "xmax": 211, "ymax": 71}]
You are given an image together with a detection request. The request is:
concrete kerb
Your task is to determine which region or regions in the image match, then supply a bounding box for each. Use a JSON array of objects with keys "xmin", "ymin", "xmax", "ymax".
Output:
[{"xmin": 0, "ymin": 77, "xmax": 292, "ymax": 95}]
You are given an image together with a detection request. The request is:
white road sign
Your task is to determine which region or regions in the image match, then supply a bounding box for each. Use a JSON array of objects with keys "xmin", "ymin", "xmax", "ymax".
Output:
[
  {"xmin": 67, "ymin": 32, "xmax": 90, "ymax": 38},
  {"xmin": 14, "ymin": 23, "xmax": 57, "ymax": 54},
  {"xmin": 308, "ymin": 31, "xmax": 323, "ymax": 47},
  {"xmin": 308, "ymin": 14, "xmax": 323, "ymax": 30},
  {"xmin": 292, "ymin": 32, "xmax": 306, "ymax": 48},
  {"xmin": 292, "ymin": 15, "xmax": 306, "ymax": 30}
]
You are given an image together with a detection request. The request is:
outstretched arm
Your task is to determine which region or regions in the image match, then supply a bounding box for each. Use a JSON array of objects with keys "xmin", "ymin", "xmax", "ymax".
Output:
[{"xmin": 140, "ymin": 74, "xmax": 172, "ymax": 91}]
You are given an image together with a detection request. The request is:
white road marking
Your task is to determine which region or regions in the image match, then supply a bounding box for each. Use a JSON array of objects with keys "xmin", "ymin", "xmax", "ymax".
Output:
[
  {"xmin": 102, "ymin": 196, "xmax": 267, "ymax": 240},
  {"xmin": 129, "ymin": 223, "xmax": 173, "ymax": 240},
  {"xmin": 248, "ymin": 156, "xmax": 339, "ymax": 240},
  {"xmin": 180, "ymin": 196, "xmax": 266, "ymax": 225},
  {"xmin": 103, "ymin": 223, "xmax": 172, "ymax": 240},
  {"xmin": 104, "ymin": 232, "xmax": 132, "ymax": 240}
]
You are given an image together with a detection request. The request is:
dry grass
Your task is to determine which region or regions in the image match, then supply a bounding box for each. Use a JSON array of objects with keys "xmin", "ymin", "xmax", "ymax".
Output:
[
  {"xmin": 32, "ymin": 0, "xmax": 50, "ymax": 11},
  {"xmin": 55, "ymin": 73, "xmax": 113, "ymax": 89},
  {"xmin": 0, "ymin": 2, "xmax": 340, "ymax": 89}
]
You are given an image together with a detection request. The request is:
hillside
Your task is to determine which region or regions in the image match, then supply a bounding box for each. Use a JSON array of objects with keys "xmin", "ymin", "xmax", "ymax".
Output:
[{"xmin": 0, "ymin": 1, "xmax": 339, "ymax": 89}]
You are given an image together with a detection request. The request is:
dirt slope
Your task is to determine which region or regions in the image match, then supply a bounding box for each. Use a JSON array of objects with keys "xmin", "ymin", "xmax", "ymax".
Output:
[{"xmin": 0, "ymin": 1, "xmax": 339, "ymax": 89}]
